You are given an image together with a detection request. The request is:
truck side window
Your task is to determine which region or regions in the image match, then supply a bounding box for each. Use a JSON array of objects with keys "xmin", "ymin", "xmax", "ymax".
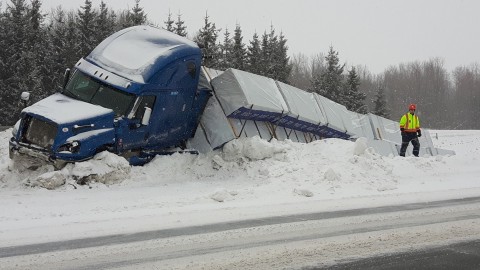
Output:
[{"xmin": 134, "ymin": 96, "xmax": 156, "ymax": 120}]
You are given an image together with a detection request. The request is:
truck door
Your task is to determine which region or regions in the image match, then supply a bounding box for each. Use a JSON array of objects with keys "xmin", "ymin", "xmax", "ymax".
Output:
[
  {"xmin": 146, "ymin": 90, "xmax": 179, "ymax": 148},
  {"xmin": 119, "ymin": 95, "xmax": 156, "ymax": 150}
]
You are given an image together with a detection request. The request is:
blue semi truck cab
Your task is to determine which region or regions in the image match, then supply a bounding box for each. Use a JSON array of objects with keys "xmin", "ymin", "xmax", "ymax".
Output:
[{"xmin": 9, "ymin": 26, "xmax": 211, "ymax": 166}]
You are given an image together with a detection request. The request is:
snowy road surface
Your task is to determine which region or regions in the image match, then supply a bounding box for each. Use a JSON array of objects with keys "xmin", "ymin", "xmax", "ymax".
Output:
[
  {"xmin": 1, "ymin": 197, "xmax": 480, "ymax": 269},
  {"xmin": 1, "ymin": 129, "xmax": 480, "ymax": 269},
  {"xmin": 321, "ymin": 239, "xmax": 480, "ymax": 269}
]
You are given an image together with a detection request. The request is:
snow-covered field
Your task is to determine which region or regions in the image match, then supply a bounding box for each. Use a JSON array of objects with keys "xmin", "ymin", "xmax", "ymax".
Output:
[{"xmin": 1, "ymin": 128, "xmax": 479, "ymax": 248}]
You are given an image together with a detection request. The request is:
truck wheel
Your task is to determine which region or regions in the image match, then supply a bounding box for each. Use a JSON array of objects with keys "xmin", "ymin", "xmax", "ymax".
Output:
[{"xmin": 95, "ymin": 144, "xmax": 113, "ymax": 154}]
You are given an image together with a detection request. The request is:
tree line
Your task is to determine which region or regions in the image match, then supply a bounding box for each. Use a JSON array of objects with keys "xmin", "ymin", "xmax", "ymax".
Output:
[
  {"xmin": 288, "ymin": 51, "xmax": 480, "ymax": 129},
  {"xmin": 0, "ymin": 0, "xmax": 479, "ymax": 130}
]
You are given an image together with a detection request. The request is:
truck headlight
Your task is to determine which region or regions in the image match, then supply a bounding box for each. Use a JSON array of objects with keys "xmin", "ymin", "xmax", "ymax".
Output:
[{"xmin": 58, "ymin": 141, "xmax": 81, "ymax": 153}]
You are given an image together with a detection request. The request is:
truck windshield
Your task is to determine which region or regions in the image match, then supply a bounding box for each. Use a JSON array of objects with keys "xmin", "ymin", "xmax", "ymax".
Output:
[{"xmin": 64, "ymin": 71, "xmax": 135, "ymax": 117}]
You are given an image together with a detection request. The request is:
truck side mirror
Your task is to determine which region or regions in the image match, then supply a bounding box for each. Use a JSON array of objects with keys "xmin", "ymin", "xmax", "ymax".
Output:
[
  {"xmin": 21, "ymin": 92, "xmax": 30, "ymax": 102},
  {"xmin": 19, "ymin": 92, "xmax": 30, "ymax": 108},
  {"xmin": 141, "ymin": 107, "xmax": 152, "ymax": 126},
  {"xmin": 63, "ymin": 68, "xmax": 71, "ymax": 89}
]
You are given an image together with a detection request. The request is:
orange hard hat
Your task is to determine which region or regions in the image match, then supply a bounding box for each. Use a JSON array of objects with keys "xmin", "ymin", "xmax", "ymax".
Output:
[{"xmin": 409, "ymin": 104, "xmax": 416, "ymax": 110}]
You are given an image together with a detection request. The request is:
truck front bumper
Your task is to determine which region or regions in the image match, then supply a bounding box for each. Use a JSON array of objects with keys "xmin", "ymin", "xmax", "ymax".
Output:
[{"xmin": 9, "ymin": 138, "xmax": 67, "ymax": 169}]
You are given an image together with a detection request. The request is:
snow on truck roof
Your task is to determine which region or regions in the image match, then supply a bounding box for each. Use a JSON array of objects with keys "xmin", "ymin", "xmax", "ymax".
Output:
[{"xmin": 86, "ymin": 25, "xmax": 200, "ymax": 83}]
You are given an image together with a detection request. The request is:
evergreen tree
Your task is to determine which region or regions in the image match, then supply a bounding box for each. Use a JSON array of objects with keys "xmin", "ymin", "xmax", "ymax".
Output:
[
  {"xmin": 165, "ymin": 11, "xmax": 187, "ymax": 37},
  {"xmin": 272, "ymin": 31, "xmax": 291, "ymax": 83},
  {"xmin": 260, "ymin": 29, "xmax": 276, "ymax": 77},
  {"xmin": 77, "ymin": 0, "xmax": 97, "ymax": 56},
  {"xmin": 94, "ymin": 1, "xmax": 116, "ymax": 45},
  {"xmin": 344, "ymin": 67, "xmax": 367, "ymax": 113},
  {"xmin": 0, "ymin": 1, "xmax": 6, "ymax": 91},
  {"xmin": 28, "ymin": 0, "xmax": 42, "ymax": 31},
  {"xmin": 0, "ymin": 0, "xmax": 27, "ymax": 124},
  {"xmin": 247, "ymin": 26, "xmax": 291, "ymax": 81},
  {"xmin": 47, "ymin": 7, "xmax": 69, "ymax": 90},
  {"xmin": 29, "ymin": 0, "xmax": 52, "ymax": 100},
  {"xmin": 0, "ymin": 0, "xmax": 44, "ymax": 124},
  {"xmin": 163, "ymin": 11, "xmax": 174, "ymax": 32},
  {"xmin": 231, "ymin": 24, "xmax": 246, "ymax": 70},
  {"xmin": 174, "ymin": 13, "xmax": 187, "ymax": 37},
  {"xmin": 194, "ymin": 12, "xmax": 220, "ymax": 68},
  {"xmin": 373, "ymin": 86, "xmax": 390, "ymax": 118},
  {"xmin": 246, "ymin": 32, "xmax": 262, "ymax": 75},
  {"xmin": 0, "ymin": 1, "xmax": 5, "ymax": 110},
  {"xmin": 311, "ymin": 46, "xmax": 345, "ymax": 103},
  {"xmin": 217, "ymin": 27, "xmax": 233, "ymax": 70},
  {"xmin": 125, "ymin": 0, "xmax": 146, "ymax": 27},
  {"xmin": 64, "ymin": 11, "xmax": 82, "ymax": 66},
  {"xmin": 245, "ymin": 26, "xmax": 290, "ymax": 79}
]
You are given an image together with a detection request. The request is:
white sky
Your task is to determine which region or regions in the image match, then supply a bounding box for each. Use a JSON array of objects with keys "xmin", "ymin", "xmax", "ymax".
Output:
[{"xmin": 37, "ymin": 0, "xmax": 480, "ymax": 74}]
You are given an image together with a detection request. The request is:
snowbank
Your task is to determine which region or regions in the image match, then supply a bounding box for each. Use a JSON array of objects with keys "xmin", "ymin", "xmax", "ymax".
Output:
[{"xmin": 0, "ymin": 129, "xmax": 479, "ymax": 247}]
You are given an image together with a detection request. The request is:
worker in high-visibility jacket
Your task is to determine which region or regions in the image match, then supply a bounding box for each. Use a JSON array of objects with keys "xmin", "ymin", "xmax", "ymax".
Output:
[{"xmin": 399, "ymin": 103, "xmax": 421, "ymax": 157}]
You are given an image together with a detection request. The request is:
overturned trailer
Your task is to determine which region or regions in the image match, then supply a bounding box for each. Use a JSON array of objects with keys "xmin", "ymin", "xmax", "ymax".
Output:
[{"xmin": 189, "ymin": 67, "xmax": 454, "ymax": 157}]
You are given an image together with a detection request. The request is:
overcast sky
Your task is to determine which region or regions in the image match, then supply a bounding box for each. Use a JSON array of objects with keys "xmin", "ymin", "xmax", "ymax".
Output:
[{"xmin": 36, "ymin": 0, "xmax": 480, "ymax": 74}]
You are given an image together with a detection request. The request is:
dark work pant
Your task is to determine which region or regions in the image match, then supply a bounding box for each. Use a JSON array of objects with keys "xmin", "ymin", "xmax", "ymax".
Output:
[{"xmin": 400, "ymin": 132, "xmax": 420, "ymax": 157}]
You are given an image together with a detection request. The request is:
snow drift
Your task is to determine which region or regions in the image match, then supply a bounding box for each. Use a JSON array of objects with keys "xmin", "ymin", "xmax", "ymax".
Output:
[{"xmin": 0, "ymin": 128, "xmax": 479, "ymax": 248}]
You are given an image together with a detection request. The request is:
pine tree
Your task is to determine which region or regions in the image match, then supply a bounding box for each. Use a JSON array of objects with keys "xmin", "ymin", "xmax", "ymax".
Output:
[
  {"xmin": 0, "ymin": 1, "xmax": 5, "ymax": 118},
  {"xmin": 126, "ymin": 0, "xmax": 146, "ymax": 27},
  {"xmin": 165, "ymin": 12, "xmax": 187, "ymax": 37},
  {"xmin": 164, "ymin": 11, "xmax": 174, "ymax": 32},
  {"xmin": 344, "ymin": 67, "xmax": 367, "ymax": 113},
  {"xmin": 77, "ymin": 0, "xmax": 97, "ymax": 57},
  {"xmin": 64, "ymin": 11, "xmax": 82, "ymax": 66},
  {"xmin": 312, "ymin": 46, "xmax": 345, "ymax": 103},
  {"xmin": 231, "ymin": 24, "xmax": 246, "ymax": 70},
  {"xmin": 217, "ymin": 27, "xmax": 233, "ymax": 70},
  {"xmin": 29, "ymin": 0, "xmax": 52, "ymax": 100},
  {"xmin": 373, "ymin": 86, "xmax": 390, "ymax": 118},
  {"xmin": 0, "ymin": 0, "xmax": 45, "ymax": 124},
  {"xmin": 194, "ymin": 12, "xmax": 220, "ymax": 68},
  {"xmin": 272, "ymin": 31, "xmax": 291, "ymax": 83},
  {"xmin": 94, "ymin": 1, "xmax": 116, "ymax": 45},
  {"xmin": 47, "ymin": 10, "xmax": 81, "ymax": 74},
  {"xmin": 260, "ymin": 28, "xmax": 277, "ymax": 77},
  {"xmin": 174, "ymin": 13, "xmax": 187, "ymax": 37},
  {"xmin": 247, "ymin": 25, "xmax": 291, "ymax": 81},
  {"xmin": 47, "ymin": 7, "xmax": 69, "ymax": 90},
  {"xmin": 0, "ymin": 1, "xmax": 6, "ymax": 83},
  {"xmin": 28, "ymin": 0, "xmax": 42, "ymax": 31},
  {"xmin": 246, "ymin": 32, "xmax": 262, "ymax": 75},
  {"xmin": 0, "ymin": 0, "xmax": 29, "ymax": 124}
]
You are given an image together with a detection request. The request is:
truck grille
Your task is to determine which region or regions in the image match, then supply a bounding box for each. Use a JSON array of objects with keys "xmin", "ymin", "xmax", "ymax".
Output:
[{"xmin": 23, "ymin": 117, "xmax": 57, "ymax": 149}]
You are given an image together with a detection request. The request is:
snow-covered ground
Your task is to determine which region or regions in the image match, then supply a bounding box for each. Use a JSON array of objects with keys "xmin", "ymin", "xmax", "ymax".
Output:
[{"xmin": 1, "ymin": 128, "xmax": 479, "ymax": 248}]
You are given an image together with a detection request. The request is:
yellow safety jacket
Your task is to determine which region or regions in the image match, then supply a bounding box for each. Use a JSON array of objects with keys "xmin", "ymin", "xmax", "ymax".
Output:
[{"xmin": 399, "ymin": 112, "xmax": 420, "ymax": 133}]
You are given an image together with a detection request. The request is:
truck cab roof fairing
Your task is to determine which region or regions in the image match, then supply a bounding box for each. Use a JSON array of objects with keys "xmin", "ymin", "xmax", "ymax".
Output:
[
  {"xmin": 86, "ymin": 25, "xmax": 201, "ymax": 84},
  {"xmin": 74, "ymin": 59, "xmax": 143, "ymax": 94}
]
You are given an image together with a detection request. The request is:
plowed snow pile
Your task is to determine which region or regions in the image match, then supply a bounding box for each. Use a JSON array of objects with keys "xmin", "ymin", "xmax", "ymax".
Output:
[{"xmin": 1, "ymin": 128, "xmax": 480, "ymax": 246}]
